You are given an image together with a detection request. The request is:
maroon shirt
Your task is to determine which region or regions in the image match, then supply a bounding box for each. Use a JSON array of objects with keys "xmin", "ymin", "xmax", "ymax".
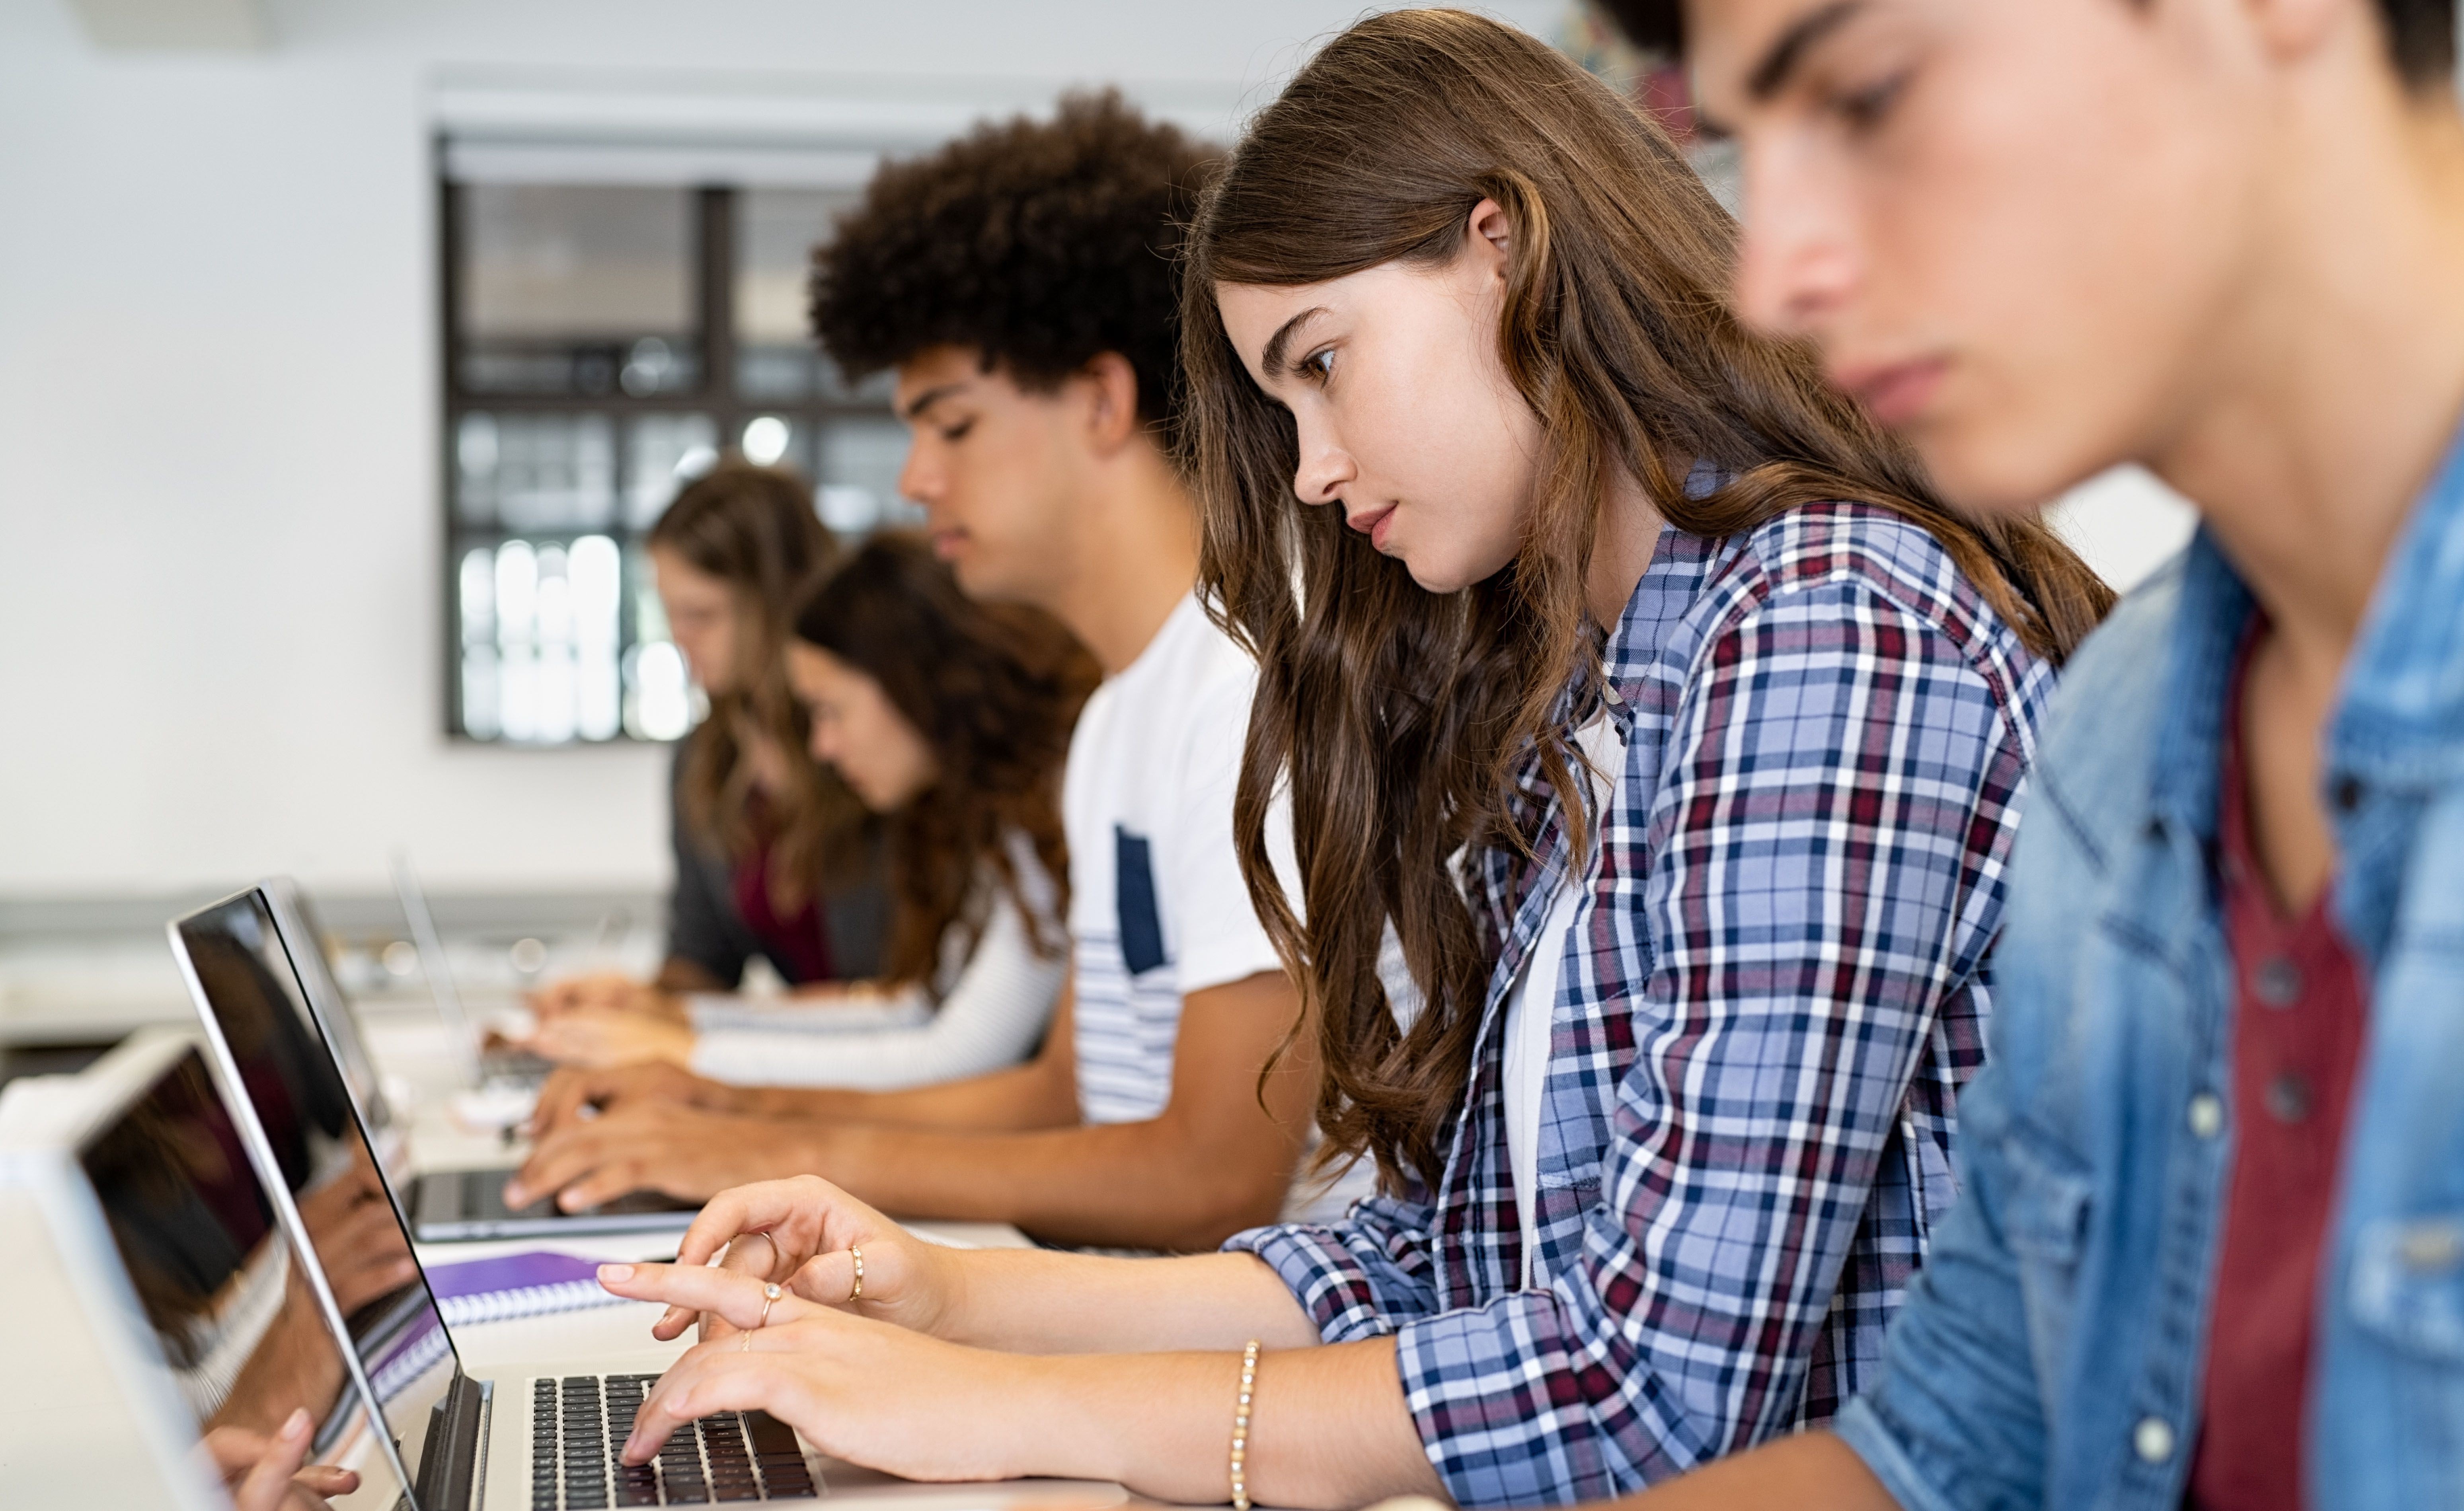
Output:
[
  {"xmin": 2187, "ymin": 635, "xmax": 2370, "ymax": 1511},
  {"xmin": 732, "ymin": 827, "xmax": 834, "ymax": 985}
]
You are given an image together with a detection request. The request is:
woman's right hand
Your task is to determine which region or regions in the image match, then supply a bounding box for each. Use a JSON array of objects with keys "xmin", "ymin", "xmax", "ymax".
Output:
[
  {"xmin": 525, "ymin": 1008, "xmax": 696, "ymax": 1071},
  {"xmin": 526, "ymin": 1061, "xmax": 757, "ymax": 1143},
  {"xmin": 645, "ymin": 1176, "xmax": 963, "ymax": 1344},
  {"xmin": 528, "ymin": 972, "xmax": 685, "ymax": 1023}
]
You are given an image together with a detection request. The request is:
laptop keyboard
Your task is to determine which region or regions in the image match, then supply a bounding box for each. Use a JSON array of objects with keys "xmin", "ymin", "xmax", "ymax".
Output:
[{"xmin": 532, "ymin": 1374, "xmax": 817, "ymax": 1507}]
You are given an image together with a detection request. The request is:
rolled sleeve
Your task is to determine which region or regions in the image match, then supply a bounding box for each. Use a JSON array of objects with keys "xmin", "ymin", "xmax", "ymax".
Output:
[{"xmin": 1225, "ymin": 1194, "xmax": 1443, "ymax": 1342}]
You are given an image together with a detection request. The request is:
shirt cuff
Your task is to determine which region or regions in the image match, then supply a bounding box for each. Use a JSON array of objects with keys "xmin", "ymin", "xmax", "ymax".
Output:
[{"xmin": 1222, "ymin": 1222, "xmax": 1397, "ymax": 1343}]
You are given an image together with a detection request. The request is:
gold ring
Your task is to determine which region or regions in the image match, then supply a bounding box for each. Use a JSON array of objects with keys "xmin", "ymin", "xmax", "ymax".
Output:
[
  {"xmin": 757, "ymin": 1281, "xmax": 782, "ymax": 1328},
  {"xmin": 848, "ymin": 1246, "xmax": 864, "ymax": 1303}
]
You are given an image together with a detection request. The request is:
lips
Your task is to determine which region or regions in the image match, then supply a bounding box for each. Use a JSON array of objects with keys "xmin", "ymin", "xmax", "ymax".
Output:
[
  {"xmin": 1346, "ymin": 503, "xmax": 1397, "ymax": 552},
  {"xmin": 928, "ymin": 528, "xmax": 967, "ymax": 559},
  {"xmin": 1836, "ymin": 356, "xmax": 1950, "ymax": 429}
]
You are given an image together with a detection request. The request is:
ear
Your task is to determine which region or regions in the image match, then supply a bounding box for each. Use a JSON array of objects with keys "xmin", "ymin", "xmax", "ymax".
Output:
[
  {"xmin": 1462, "ymin": 196, "xmax": 1515, "ymax": 284},
  {"xmin": 1074, "ymin": 350, "xmax": 1146, "ymax": 456}
]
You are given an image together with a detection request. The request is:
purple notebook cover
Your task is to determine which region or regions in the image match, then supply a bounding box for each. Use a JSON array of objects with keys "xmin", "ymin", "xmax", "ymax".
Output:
[{"xmin": 425, "ymin": 1250, "xmax": 604, "ymax": 1301}]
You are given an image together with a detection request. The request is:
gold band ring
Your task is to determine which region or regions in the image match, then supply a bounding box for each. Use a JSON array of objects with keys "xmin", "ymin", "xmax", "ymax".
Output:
[
  {"xmin": 740, "ymin": 1281, "xmax": 783, "ymax": 1350},
  {"xmin": 848, "ymin": 1246, "xmax": 864, "ymax": 1303}
]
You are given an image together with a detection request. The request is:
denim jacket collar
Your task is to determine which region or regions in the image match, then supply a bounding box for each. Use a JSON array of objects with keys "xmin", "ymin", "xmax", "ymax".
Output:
[
  {"xmin": 2141, "ymin": 422, "xmax": 2464, "ymax": 927},
  {"xmin": 2333, "ymin": 425, "xmax": 2464, "ymax": 789}
]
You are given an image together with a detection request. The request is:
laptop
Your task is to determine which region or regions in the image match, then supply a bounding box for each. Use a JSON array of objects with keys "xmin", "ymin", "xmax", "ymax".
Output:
[
  {"xmin": 390, "ymin": 851, "xmax": 555, "ymax": 1089},
  {"xmin": 0, "ymin": 1028, "xmax": 411, "ymax": 1509},
  {"xmin": 258, "ymin": 878, "xmax": 693, "ymax": 1242},
  {"xmin": 174, "ymin": 886, "xmax": 1129, "ymax": 1511}
]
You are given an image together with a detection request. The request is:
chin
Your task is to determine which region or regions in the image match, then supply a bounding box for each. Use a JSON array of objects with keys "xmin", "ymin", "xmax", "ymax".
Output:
[{"xmin": 1907, "ymin": 411, "xmax": 2115, "ymax": 519}]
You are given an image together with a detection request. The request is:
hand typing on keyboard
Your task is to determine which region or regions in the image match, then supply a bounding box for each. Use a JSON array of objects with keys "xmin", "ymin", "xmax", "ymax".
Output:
[
  {"xmin": 532, "ymin": 1374, "xmax": 814, "ymax": 1507},
  {"xmin": 591, "ymin": 1257, "xmax": 1046, "ymax": 1484}
]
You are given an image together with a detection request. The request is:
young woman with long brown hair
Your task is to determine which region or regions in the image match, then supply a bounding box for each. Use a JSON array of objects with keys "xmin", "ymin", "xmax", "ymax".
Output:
[
  {"xmin": 525, "ymin": 532, "xmax": 1098, "ymax": 1088},
  {"xmin": 571, "ymin": 12, "xmax": 2111, "ymax": 1507},
  {"xmin": 528, "ymin": 461, "xmax": 886, "ymax": 1018}
]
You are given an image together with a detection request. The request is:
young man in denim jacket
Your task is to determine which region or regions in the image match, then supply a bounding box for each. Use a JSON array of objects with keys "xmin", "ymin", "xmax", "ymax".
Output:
[{"xmin": 1570, "ymin": 0, "xmax": 2464, "ymax": 1507}]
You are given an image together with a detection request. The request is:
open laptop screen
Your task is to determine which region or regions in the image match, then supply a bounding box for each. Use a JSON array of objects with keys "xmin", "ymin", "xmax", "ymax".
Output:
[
  {"xmin": 76, "ymin": 1042, "xmax": 389, "ymax": 1474},
  {"xmin": 174, "ymin": 890, "xmax": 460, "ymax": 1493}
]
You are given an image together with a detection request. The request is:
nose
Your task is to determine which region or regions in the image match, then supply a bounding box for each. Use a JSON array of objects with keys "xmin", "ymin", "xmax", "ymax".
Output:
[
  {"xmin": 896, "ymin": 438, "xmax": 937, "ymax": 508},
  {"xmin": 1290, "ymin": 414, "xmax": 1357, "ymax": 509},
  {"xmin": 1730, "ymin": 138, "xmax": 1860, "ymax": 341}
]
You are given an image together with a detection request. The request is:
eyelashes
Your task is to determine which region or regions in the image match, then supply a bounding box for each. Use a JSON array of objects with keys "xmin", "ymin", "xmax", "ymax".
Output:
[{"xmin": 1835, "ymin": 68, "xmax": 1913, "ymax": 133}]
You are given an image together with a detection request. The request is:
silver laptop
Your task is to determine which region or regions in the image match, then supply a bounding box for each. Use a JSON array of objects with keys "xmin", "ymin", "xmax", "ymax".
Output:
[
  {"xmin": 0, "ymin": 1028, "xmax": 412, "ymax": 1509},
  {"xmin": 174, "ymin": 885, "xmax": 1127, "ymax": 1511},
  {"xmin": 259, "ymin": 878, "xmax": 692, "ymax": 1242},
  {"xmin": 391, "ymin": 851, "xmax": 555, "ymax": 1088}
]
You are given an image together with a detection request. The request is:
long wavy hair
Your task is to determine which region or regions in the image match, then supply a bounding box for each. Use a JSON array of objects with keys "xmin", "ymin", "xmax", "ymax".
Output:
[
  {"xmin": 1184, "ymin": 8, "xmax": 2115, "ymax": 1192},
  {"xmin": 795, "ymin": 533, "xmax": 1098, "ymax": 989},
  {"xmin": 648, "ymin": 461, "xmax": 864, "ymax": 912}
]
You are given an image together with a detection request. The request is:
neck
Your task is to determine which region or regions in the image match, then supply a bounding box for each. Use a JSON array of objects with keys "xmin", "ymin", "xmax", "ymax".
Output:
[
  {"xmin": 1043, "ymin": 439, "xmax": 1204, "ymax": 675},
  {"xmin": 2150, "ymin": 88, "xmax": 2464, "ymax": 684},
  {"xmin": 1586, "ymin": 466, "xmax": 1669, "ymax": 629}
]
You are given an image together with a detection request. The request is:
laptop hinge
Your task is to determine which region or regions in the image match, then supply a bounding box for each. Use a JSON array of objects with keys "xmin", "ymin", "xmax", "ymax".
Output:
[{"xmin": 413, "ymin": 1371, "xmax": 492, "ymax": 1511}]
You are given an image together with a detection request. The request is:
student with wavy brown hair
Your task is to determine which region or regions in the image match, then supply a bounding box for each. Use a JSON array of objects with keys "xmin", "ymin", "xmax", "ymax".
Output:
[
  {"xmin": 509, "ymin": 91, "xmax": 1364, "ymax": 1254},
  {"xmin": 530, "ymin": 461, "xmax": 886, "ymax": 1017},
  {"xmin": 526, "ymin": 532, "xmax": 1097, "ymax": 1090},
  {"xmin": 570, "ymin": 12, "xmax": 2111, "ymax": 1508}
]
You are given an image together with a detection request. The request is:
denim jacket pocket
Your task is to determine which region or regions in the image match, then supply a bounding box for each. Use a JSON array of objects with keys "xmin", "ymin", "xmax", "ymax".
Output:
[{"xmin": 2350, "ymin": 1215, "xmax": 2464, "ymax": 1362}]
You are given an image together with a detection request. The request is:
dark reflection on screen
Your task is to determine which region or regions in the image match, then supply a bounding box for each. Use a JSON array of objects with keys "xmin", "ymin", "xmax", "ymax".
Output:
[
  {"xmin": 78, "ymin": 1046, "xmax": 377, "ymax": 1466},
  {"xmin": 177, "ymin": 893, "xmax": 459, "ymax": 1489}
]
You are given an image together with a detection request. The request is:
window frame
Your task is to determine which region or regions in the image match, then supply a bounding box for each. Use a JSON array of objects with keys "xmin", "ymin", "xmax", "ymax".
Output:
[{"xmin": 436, "ymin": 151, "xmax": 897, "ymax": 744}]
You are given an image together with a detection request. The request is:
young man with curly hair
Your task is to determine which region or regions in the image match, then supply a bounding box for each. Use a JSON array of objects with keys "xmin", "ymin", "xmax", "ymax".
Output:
[{"xmin": 511, "ymin": 92, "xmax": 1360, "ymax": 1252}]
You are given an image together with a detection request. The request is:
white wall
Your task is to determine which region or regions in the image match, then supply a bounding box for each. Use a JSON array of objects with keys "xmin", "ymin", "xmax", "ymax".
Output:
[
  {"xmin": 0, "ymin": 0, "xmax": 2212, "ymax": 900},
  {"xmin": 0, "ymin": 0, "xmax": 1562, "ymax": 898}
]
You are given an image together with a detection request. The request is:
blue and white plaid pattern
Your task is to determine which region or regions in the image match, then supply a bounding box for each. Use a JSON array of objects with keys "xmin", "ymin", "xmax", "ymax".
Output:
[{"xmin": 1229, "ymin": 504, "xmax": 2058, "ymax": 1507}]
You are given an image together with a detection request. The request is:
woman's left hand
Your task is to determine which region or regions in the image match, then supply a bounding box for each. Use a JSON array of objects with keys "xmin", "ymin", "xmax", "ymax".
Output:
[
  {"xmin": 525, "ymin": 1009, "xmax": 696, "ymax": 1071},
  {"xmin": 595, "ymin": 1262, "xmax": 1039, "ymax": 1483}
]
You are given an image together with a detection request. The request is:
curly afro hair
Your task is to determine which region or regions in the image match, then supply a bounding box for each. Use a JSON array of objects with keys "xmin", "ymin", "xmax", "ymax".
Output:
[{"xmin": 810, "ymin": 91, "xmax": 1218, "ymax": 442}]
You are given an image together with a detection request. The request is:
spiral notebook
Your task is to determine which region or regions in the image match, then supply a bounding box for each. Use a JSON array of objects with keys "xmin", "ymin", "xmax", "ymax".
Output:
[{"xmin": 424, "ymin": 1249, "xmax": 635, "ymax": 1326}]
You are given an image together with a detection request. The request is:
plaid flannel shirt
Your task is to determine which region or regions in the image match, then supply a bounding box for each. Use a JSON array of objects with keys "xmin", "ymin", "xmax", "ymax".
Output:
[{"xmin": 1228, "ymin": 502, "xmax": 2059, "ymax": 1506}]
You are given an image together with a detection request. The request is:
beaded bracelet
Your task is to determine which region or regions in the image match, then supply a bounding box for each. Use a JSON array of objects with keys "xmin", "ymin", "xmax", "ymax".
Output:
[{"xmin": 1230, "ymin": 1339, "xmax": 1261, "ymax": 1511}]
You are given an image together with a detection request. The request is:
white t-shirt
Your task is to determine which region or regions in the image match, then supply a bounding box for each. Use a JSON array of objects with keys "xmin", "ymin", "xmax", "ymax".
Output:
[
  {"xmin": 1501, "ymin": 713, "xmax": 1625, "ymax": 1287},
  {"xmin": 1063, "ymin": 594, "xmax": 1371, "ymax": 1225},
  {"xmin": 1066, "ymin": 594, "xmax": 1285, "ymax": 1122}
]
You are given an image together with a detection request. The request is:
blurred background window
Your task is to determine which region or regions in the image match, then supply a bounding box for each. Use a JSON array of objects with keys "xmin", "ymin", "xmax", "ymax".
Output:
[{"xmin": 443, "ymin": 171, "xmax": 919, "ymax": 744}]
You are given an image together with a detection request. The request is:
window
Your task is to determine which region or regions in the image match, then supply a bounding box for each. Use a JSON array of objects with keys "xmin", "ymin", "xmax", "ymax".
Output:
[{"xmin": 441, "ymin": 172, "xmax": 916, "ymax": 744}]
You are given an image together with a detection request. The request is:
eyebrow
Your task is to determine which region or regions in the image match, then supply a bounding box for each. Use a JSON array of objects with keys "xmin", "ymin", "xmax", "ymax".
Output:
[
  {"xmin": 1259, "ymin": 306, "xmax": 1329, "ymax": 380},
  {"xmin": 1746, "ymin": 0, "xmax": 1865, "ymax": 101},
  {"xmin": 897, "ymin": 382, "xmax": 966, "ymax": 423}
]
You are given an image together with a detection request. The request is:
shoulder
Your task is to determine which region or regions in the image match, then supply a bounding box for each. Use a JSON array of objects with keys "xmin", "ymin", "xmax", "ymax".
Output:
[
  {"xmin": 1715, "ymin": 500, "xmax": 2040, "ymax": 675},
  {"xmin": 1656, "ymin": 502, "xmax": 2060, "ymax": 734},
  {"xmin": 1680, "ymin": 501, "xmax": 2055, "ymax": 729},
  {"xmin": 1129, "ymin": 602, "xmax": 1263, "ymax": 750},
  {"xmin": 2014, "ymin": 551, "xmax": 2189, "ymax": 876}
]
